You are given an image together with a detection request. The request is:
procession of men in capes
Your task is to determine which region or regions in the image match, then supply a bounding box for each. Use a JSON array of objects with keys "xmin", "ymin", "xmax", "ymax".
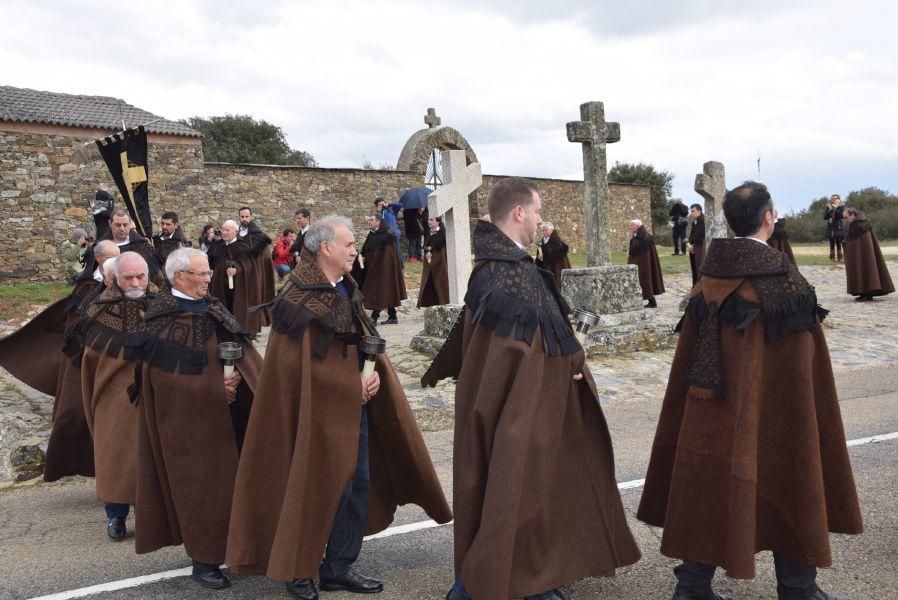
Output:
[{"xmin": 1, "ymin": 167, "xmax": 894, "ymax": 599}]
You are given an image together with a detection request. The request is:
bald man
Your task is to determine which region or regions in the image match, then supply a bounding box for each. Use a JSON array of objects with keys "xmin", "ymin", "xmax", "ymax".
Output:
[{"xmin": 79, "ymin": 252, "xmax": 155, "ymax": 539}]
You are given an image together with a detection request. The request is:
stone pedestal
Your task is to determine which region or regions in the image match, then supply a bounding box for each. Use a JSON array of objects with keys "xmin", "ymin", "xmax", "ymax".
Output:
[
  {"xmin": 410, "ymin": 304, "xmax": 464, "ymax": 356},
  {"xmin": 561, "ymin": 265, "xmax": 676, "ymax": 355}
]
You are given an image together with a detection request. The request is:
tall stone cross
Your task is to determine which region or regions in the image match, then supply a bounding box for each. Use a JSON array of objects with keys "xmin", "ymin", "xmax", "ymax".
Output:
[
  {"xmin": 424, "ymin": 108, "xmax": 441, "ymax": 129},
  {"xmin": 694, "ymin": 161, "xmax": 729, "ymax": 239},
  {"xmin": 567, "ymin": 101, "xmax": 620, "ymax": 266},
  {"xmin": 427, "ymin": 149, "xmax": 482, "ymax": 304}
]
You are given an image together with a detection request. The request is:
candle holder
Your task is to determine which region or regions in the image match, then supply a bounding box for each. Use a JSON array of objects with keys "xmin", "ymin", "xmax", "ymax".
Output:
[
  {"xmin": 572, "ymin": 308, "xmax": 600, "ymax": 344},
  {"xmin": 359, "ymin": 335, "xmax": 386, "ymax": 380}
]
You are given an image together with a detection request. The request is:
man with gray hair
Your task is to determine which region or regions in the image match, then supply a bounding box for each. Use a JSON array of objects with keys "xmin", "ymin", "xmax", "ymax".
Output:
[
  {"xmin": 534, "ymin": 220, "xmax": 571, "ymax": 288},
  {"xmin": 208, "ymin": 219, "xmax": 270, "ymax": 333},
  {"xmin": 627, "ymin": 218, "xmax": 665, "ymax": 308},
  {"xmin": 227, "ymin": 215, "xmax": 451, "ymax": 600},
  {"xmin": 78, "ymin": 252, "xmax": 154, "ymax": 540},
  {"xmin": 130, "ymin": 247, "xmax": 263, "ymax": 590}
]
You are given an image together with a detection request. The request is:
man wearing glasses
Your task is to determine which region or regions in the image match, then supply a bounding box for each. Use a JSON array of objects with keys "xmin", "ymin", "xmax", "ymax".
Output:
[{"xmin": 130, "ymin": 248, "xmax": 262, "ymax": 591}]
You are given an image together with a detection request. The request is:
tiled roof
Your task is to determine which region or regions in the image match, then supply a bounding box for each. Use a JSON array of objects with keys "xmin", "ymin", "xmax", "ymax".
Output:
[{"xmin": 0, "ymin": 86, "xmax": 202, "ymax": 138}]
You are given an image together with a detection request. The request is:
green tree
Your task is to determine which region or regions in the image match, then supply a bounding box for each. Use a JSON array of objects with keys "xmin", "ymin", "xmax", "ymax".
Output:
[
  {"xmin": 608, "ymin": 162, "xmax": 674, "ymax": 233},
  {"xmin": 180, "ymin": 114, "xmax": 317, "ymax": 166}
]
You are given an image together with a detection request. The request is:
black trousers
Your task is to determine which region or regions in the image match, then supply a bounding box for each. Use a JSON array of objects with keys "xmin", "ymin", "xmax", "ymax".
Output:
[
  {"xmin": 672, "ymin": 225, "xmax": 687, "ymax": 254},
  {"xmin": 371, "ymin": 307, "xmax": 397, "ymax": 320},
  {"xmin": 319, "ymin": 406, "xmax": 370, "ymax": 579},
  {"xmin": 675, "ymin": 554, "xmax": 819, "ymax": 599}
]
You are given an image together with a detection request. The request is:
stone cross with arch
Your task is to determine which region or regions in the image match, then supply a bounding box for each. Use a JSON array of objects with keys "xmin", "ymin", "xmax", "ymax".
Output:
[
  {"xmin": 567, "ymin": 101, "xmax": 620, "ymax": 267},
  {"xmin": 427, "ymin": 149, "xmax": 482, "ymax": 304}
]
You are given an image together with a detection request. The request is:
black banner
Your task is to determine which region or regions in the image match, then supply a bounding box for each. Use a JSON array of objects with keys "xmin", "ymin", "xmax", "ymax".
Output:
[{"xmin": 95, "ymin": 125, "xmax": 152, "ymax": 237}]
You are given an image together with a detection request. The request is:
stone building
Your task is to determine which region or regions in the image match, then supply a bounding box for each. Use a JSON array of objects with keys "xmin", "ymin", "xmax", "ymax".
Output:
[{"xmin": 0, "ymin": 87, "xmax": 650, "ymax": 282}]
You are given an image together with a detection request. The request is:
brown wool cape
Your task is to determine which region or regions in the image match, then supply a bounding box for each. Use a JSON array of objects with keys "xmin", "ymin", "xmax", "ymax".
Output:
[
  {"xmin": 844, "ymin": 220, "xmax": 894, "ymax": 297},
  {"xmin": 242, "ymin": 220, "xmax": 275, "ymax": 325},
  {"xmin": 636, "ymin": 238, "xmax": 863, "ymax": 579},
  {"xmin": 131, "ymin": 289, "xmax": 261, "ymax": 565},
  {"xmin": 208, "ymin": 238, "xmax": 266, "ymax": 334},
  {"xmin": 768, "ymin": 219, "xmax": 797, "ymax": 266},
  {"xmin": 418, "ymin": 227, "xmax": 450, "ymax": 307},
  {"xmin": 360, "ymin": 222, "xmax": 407, "ymax": 311},
  {"xmin": 422, "ymin": 221, "xmax": 640, "ymax": 600},
  {"xmin": 535, "ymin": 229, "xmax": 572, "ymax": 288},
  {"xmin": 627, "ymin": 226, "xmax": 665, "ymax": 299},
  {"xmin": 79, "ymin": 283, "xmax": 155, "ymax": 504},
  {"xmin": 0, "ymin": 277, "xmax": 102, "ymax": 481},
  {"xmin": 226, "ymin": 259, "xmax": 451, "ymax": 582}
]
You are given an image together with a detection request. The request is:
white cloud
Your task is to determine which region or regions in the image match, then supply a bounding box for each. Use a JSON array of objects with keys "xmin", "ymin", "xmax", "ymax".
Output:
[{"xmin": 1, "ymin": 0, "xmax": 896, "ymax": 211}]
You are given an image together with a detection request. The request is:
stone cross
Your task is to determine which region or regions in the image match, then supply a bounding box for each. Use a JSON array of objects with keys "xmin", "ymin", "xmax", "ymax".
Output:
[
  {"xmin": 424, "ymin": 108, "xmax": 441, "ymax": 129},
  {"xmin": 427, "ymin": 149, "xmax": 482, "ymax": 304},
  {"xmin": 567, "ymin": 101, "xmax": 620, "ymax": 267},
  {"xmin": 694, "ymin": 161, "xmax": 729, "ymax": 239}
]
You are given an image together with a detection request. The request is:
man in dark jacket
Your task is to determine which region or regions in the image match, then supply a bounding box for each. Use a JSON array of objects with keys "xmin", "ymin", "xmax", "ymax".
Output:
[
  {"xmin": 670, "ymin": 198, "xmax": 689, "ymax": 255},
  {"xmin": 823, "ymin": 194, "xmax": 845, "ymax": 262},
  {"xmin": 152, "ymin": 211, "xmax": 190, "ymax": 267},
  {"xmin": 535, "ymin": 222, "xmax": 572, "ymax": 288}
]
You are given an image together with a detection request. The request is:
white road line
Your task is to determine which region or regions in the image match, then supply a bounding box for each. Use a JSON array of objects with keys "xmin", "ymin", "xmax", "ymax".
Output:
[
  {"xmin": 846, "ymin": 431, "xmax": 898, "ymax": 446},
  {"xmin": 28, "ymin": 568, "xmax": 192, "ymax": 600},
  {"xmin": 27, "ymin": 430, "xmax": 898, "ymax": 600}
]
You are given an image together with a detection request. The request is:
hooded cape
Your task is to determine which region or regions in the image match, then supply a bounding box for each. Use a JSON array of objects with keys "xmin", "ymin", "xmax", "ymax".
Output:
[
  {"xmin": 627, "ymin": 225, "xmax": 665, "ymax": 299},
  {"xmin": 241, "ymin": 220, "xmax": 275, "ymax": 322},
  {"xmin": 226, "ymin": 258, "xmax": 451, "ymax": 581},
  {"xmin": 422, "ymin": 220, "xmax": 640, "ymax": 599},
  {"xmin": 359, "ymin": 222, "xmax": 407, "ymax": 310},
  {"xmin": 418, "ymin": 227, "xmax": 450, "ymax": 307},
  {"xmin": 79, "ymin": 282, "xmax": 156, "ymax": 503},
  {"xmin": 130, "ymin": 288, "xmax": 261, "ymax": 564},
  {"xmin": 636, "ymin": 238, "xmax": 863, "ymax": 579},
  {"xmin": 844, "ymin": 219, "xmax": 894, "ymax": 297}
]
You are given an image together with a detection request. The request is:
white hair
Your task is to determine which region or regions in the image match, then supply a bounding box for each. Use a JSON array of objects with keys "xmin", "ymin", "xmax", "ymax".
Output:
[
  {"xmin": 165, "ymin": 247, "xmax": 207, "ymax": 282},
  {"xmin": 304, "ymin": 215, "xmax": 354, "ymax": 256},
  {"xmin": 630, "ymin": 219, "xmax": 643, "ymax": 227},
  {"xmin": 222, "ymin": 219, "xmax": 238, "ymax": 230},
  {"xmin": 107, "ymin": 251, "xmax": 147, "ymax": 278},
  {"xmin": 541, "ymin": 221, "xmax": 554, "ymax": 230}
]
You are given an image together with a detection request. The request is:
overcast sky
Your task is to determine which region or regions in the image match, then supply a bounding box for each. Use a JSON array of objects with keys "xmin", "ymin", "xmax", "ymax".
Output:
[{"xmin": 3, "ymin": 0, "xmax": 896, "ymax": 212}]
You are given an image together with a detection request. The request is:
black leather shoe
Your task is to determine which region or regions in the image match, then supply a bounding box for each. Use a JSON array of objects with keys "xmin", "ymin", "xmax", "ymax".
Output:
[
  {"xmin": 319, "ymin": 567, "xmax": 383, "ymax": 593},
  {"xmin": 191, "ymin": 562, "xmax": 231, "ymax": 590},
  {"xmin": 382, "ymin": 317, "xmax": 398, "ymax": 325},
  {"xmin": 286, "ymin": 578, "xmax": 319, "ymax": 600},
  {"xmin": 804, "ymin": 588, "xmax": 847, "ymax": 600},
  {"xmin": 106, "ymin": 517, "xmax": 126, "ymax": 540},
  {"xmin": 671, "ymin": 591, "xmax": 732, "ymax": 600}
]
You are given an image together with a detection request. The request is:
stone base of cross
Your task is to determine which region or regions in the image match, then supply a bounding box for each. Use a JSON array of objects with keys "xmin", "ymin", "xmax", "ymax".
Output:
[{"xmin": 426, "ymin": 149, "xmax": 482, "ymax": 304}]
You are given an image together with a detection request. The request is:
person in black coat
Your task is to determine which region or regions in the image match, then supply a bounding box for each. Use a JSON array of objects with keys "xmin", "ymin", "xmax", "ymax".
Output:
[
  {"xmin": 669, "ymin": 198, "xmax": 689, "ymax": 255},
  {"xmin": 823, "ymin": 194, "xmax": 845, "ymax": 262},
  {"xmin": 403, "ymin": 207, "xmax": 425, "ymax": 262}
]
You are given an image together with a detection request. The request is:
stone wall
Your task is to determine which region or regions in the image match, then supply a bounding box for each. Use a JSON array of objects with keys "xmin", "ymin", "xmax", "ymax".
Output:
[{"xmin": 0, "ymin": 125, "xmax": 651, "ymax": 281}]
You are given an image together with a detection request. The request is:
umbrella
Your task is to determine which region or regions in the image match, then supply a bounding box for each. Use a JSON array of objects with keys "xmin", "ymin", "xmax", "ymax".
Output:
[{"xmin": 399, "ymin": 187, "xmax": 432, "ymax": 210}]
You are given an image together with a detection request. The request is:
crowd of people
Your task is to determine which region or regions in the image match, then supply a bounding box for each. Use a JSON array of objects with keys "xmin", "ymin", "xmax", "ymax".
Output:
[{"xmin": 0, "ymin": 177, "xmax": 891, "ymax": 600}]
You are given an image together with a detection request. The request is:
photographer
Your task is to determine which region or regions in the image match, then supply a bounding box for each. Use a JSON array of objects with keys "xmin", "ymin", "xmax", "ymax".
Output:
[
  {"xmin": 669, "ymin": 198, "xmax": 689, "ymax": 255},
  {"xmin": 823, "ymin": 193, "xmax": 845, "ymax": 262},
  {"xmin": 198, "ymin": 224, "xmax": 220, "ymax": 254}
]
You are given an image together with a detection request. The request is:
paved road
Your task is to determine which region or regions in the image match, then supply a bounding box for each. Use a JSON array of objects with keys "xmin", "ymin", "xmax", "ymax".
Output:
[{"xmin": 1, "ymin": 364, "xmax": 895, "ymax": 600}]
